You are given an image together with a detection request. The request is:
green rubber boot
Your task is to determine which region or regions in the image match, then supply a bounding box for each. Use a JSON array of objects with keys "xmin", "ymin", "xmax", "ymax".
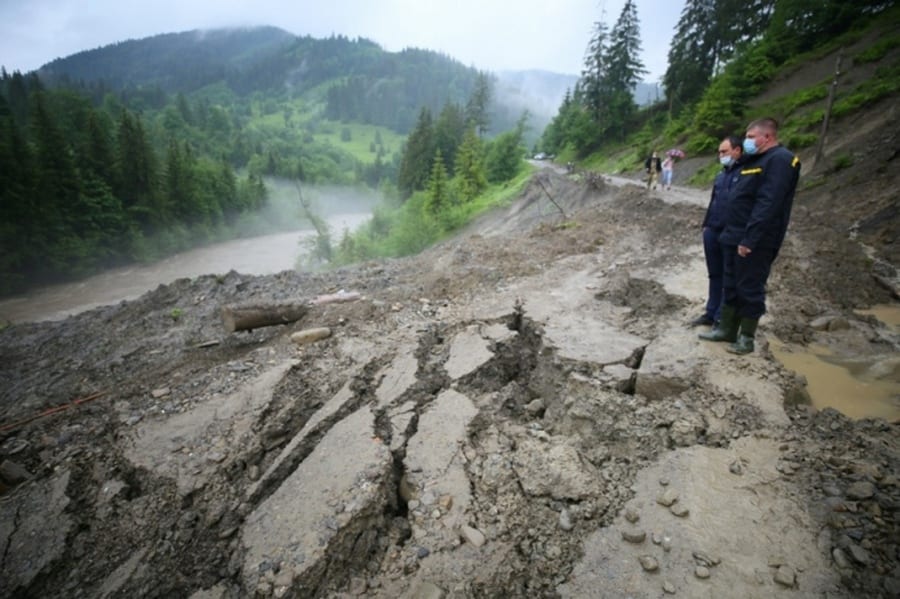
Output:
[
  {"xmin": 726, "ymin": 318, "xmax": 758, "ymax": 355},
  {"xmin": 699, "ymin": 304, "xmax": 738, "ymax": 342}
]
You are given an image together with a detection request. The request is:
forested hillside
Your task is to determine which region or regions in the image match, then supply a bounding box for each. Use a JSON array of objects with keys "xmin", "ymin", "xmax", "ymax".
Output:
[
  {"xmin": 0, "ymin": 28, "xmax": 530, "ymax": 296},
  {"xmin": 542, "ymin": 0, "xmax": 898, "ymax": 162}
]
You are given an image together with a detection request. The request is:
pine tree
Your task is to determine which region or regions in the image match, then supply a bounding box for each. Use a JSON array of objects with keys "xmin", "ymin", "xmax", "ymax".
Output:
[
  {"xmin": 603, "ymin": 0, "xmax": 647, "ymax": 139},
  {"xmin": 581, "ymin": 19, "xmax": 611, "ymax": 121},
  {"xmin": 397, "ymin": 107, "xmax": 435, "ymax": 198},
  {"xmin": 453, "ymin": 127, "xmax": 487, "ymax": 203},
  {"xmin": 664, "ymin": 0, "xmax": 775, "ymax": 112},
  {"xmin": 426, "ymin": 149, "xmax": 449, "ymax": 217},
  {"xmin": 115, "ymin": 110, "xmax": 160, "ymax": 228},
  {"xmin": 434, "ymin": 102, "xmax": 466, "ymax": 176},
  {"xmin": 465, "ymin": 72, "xmax": 493, "ymax": 137}
]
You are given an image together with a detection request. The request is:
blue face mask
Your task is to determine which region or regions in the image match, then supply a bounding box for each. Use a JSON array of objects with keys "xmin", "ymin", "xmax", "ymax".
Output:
[
  {"xmin": 719, "ymin": 156, "xmax": 733, "ymax": 167},
  {"xmin": 743, "ymin": 138, "xmax": 758, "ymax": 155}
]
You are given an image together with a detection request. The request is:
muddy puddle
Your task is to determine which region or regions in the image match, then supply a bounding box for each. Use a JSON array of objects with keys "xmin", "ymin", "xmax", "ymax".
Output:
[
  {"xmin": 856, "ymin": 302, "xmax": 900, "ymax": 332},
  {"xmin": 771, "ymin": 340, "xmax": 900, "ymax": 422}
]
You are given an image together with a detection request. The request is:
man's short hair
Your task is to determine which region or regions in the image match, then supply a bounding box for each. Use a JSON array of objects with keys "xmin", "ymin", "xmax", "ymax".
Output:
[
  {"xmin": 725, "ymin": 135, "xmax": 743, "ymax": 151},
  {"xmin": 747, "ymin": 117, "xmax": 778, "ymax": 133}
]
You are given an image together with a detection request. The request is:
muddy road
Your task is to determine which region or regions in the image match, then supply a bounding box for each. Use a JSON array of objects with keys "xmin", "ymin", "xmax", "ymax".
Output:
[{"xmin": 1, "ymin": 169, "xmax": 898, "ymax": 598}]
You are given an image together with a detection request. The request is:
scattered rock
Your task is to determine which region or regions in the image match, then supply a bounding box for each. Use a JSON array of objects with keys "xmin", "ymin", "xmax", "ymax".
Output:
[
  {"xmin": 847, "ymin": 543, "xmax": 870, "ymax": 565},
  {"xmin": 525, "ymin": 398, "xmax": 545, "ymax": 415},
  {"xmin": 670, "ymin": 503, "xmax": 689, "ymax": 518},
  {"xmin": 409, "ymin": 581, "xmax": 446, "ymax": 599},
  {"xmin": 662, "ymin": 580, "xmax": 676, "ymax": 594},
  {"xmin": 832, "ymin": 548, "xmax": 851, "ymax": 569},
  {"xmin": 638, "ymin": 555, "xmax": 659, "ymax": 572},
  {"xmin": 460, "ymin": 525, "xmax": 486, "ymax": 548},
  {"xmin": 0, "ymin": 459, "xmax": 32, "ymax": 484},
  {"xmin": 290, "ymin": 327, "xmax": 332, "ymax": 345},
  {"xmin": 695, "ymin": 566, "xmax": 710, "ymax": 579},
  {"xmin": 624, "ymin": 507, "xmax": 640, "ymax": 523},
  {"xmin": 559, "ymin": 509, "xmax": 574, "ymax": 531},
  {"xmin": 774, "ymin": 565, "xmax": 796, "ymax": 587},
  {"xmin": 621, "ymin": 528, "xmax": 647, "ymax": 544},
  {"xmin": 694, "ymin": 551, "xmax": 720, "ymax": 567},
  {"xmin": 657, "ymin": 488, "xmax": 679, "ymax": 507},
  {"xmin": 151, "ymin": 387, "xmax": 170, "ymax": 398},
  {"xmin": 729, "ymin": 460, "xmax": 743, "ymax": 475},
  {"xmin": 846, "ymin": 481, "xmax": 876, "ymax": 500}
]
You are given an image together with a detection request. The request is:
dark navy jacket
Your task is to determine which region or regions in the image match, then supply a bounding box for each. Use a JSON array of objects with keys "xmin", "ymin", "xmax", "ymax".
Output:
[
  {"xmin": 702, "ymin": 162, "xmax": 741, "ymax": 230},
  {"xmin": 719, "ymin": 145, "xmax": 801, "ymax": 250}
]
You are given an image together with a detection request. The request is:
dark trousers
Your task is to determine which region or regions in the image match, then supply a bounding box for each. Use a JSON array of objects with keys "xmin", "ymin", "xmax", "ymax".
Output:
[
  {"xmin": 721, "ymin": 244, "xmax": 777, "ymax": 320},
  {"xmin": 702, "ymin": 227, "xmax": 724, "ymax": 321}
]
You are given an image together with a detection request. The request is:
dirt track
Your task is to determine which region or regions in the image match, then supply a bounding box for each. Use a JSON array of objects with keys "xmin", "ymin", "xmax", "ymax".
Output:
[{"xmin": 1, "ymin": 167, "xmax": 898, "ymax": 598}]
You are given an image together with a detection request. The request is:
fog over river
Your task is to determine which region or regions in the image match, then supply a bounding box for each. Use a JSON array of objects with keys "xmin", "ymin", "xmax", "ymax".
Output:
[{"xmin": 0, "ymin": 210, "xmax": 372, "ymax": 324}]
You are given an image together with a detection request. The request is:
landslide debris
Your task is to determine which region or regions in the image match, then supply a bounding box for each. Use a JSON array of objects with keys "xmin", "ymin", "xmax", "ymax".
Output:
[{"xmin": 1, "ymin": 166, "xmax": 898, "ymax": 599}]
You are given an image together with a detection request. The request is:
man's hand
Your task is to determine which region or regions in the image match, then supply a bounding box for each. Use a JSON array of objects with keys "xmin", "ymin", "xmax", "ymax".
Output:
[{"xmin": 738, "ymin": 245, "xmax": 752, "ymax": 257}]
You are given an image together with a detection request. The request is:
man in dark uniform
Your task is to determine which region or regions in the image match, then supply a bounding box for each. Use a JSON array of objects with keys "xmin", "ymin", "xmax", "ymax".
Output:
[
  {"xmin": 699, "ymin": 118, "xmax": 801, "ymax": 354},
  {"xmin": 690, "ymin": 135, "xmax": 743, "ymax": 327},
  {"xmin": 645, "ymin": 151, "xmax": 662, "ymax": 190}
]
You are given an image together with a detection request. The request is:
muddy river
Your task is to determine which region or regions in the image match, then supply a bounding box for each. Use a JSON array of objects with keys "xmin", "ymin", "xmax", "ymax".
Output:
[{"xmin": 0, "ymin": 211, "xmax": 371, "ymax": 324}]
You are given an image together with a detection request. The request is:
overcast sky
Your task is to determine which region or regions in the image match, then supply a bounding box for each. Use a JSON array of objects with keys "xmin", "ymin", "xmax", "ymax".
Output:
[{"xmin": 0, "ymin": 0, "xmax": 684, "ymax": 81}]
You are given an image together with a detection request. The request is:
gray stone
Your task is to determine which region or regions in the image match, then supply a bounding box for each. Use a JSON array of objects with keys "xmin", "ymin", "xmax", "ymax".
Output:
[
  {"xmin": 559, "ymin": 509, "xmax": 574, "ymax": 531},
  {"xmin": 774, "ymin": 565, "xmax": 796, "ymax": 587},
  {"xmin": 827, "ymin": 317, "xmax": 850, "ymax": 331},
  {"xmin": 525, "ymin": 398, "xmax": 546, "ymax": 415},
  {"xmin": 694, "ymin": 551, "xmax": 719, "ymax": 567},
  {"xmin": 624, "ymin": 507, "xmax": 640, "ymax": 523},
  {"xmin": 846, "ymin": 481, "xmax": 876, "ymax": 500},
  {"xmin": 461, "ymin": 525, "xmax": 486, "ymax": 548},
  {"xmin": 695, "ymin": 566, "xmax": 710, "ymax": 579},
  {"xmin": 513, "ymin": 437, "xmax": 602, "ymax": 501},
  {"xmin": 729, "ymin": 460, "xmax": 743, "ymax": 475},
  {"xmin": 638, "ymin": 555, "xmax": 659, "ymax": 572},
  {"xmin": 847, "ymin": 543, "xmax": 870, "ymax": 565},
  {"xmin": 0, "ymin": 459, "xmax": 32, "ymax": 484},
  {"xmin": 663, "ymin": 580, "xmax": 676, "ymax": 594},
  {"xmin": 621, "ymin": 528, "xmax": 646, "ymax": 544},
  {"xmin": 348, "ymin": 577, "xmax": 367, "ymax": 595},
  {"xmin": 409, "ymin": 581, "xmax": 446, "ymax": 599},
  {"xmin": 657, "ymin": 488, "xmax": 679, "ymax": 507},
  {"xmin": 670, "ymin": 503, "xmax": 690, "ymax": 518}
]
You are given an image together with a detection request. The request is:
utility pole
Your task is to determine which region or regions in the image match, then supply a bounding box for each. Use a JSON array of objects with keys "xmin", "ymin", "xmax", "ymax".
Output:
[{"xmin": 814, "ymin": 51, "xmax": 843, "ymax": 171}]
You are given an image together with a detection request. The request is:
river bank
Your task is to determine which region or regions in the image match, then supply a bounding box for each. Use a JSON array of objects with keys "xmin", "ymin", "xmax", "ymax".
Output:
[{"xmin": 0, "ymin": 212, "xmax": 371, "ymax": 324}]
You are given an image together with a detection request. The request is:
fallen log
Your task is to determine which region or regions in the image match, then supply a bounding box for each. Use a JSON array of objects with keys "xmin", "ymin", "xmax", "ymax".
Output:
[{"xmin": 221, "ymin": 302, "xmax": 309, "ymax": 332}]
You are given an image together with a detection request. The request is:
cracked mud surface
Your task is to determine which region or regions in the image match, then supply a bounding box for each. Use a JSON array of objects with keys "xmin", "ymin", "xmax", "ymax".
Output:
[{"xmin": 1, "ymin": 151, "xmax": 899, "ymax": 598}]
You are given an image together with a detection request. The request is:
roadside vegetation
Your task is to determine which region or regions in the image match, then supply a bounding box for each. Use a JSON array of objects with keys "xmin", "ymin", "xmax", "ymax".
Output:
[{"xmin": 540, "ymin": 0, "xmax": 898, "ymax": 187}]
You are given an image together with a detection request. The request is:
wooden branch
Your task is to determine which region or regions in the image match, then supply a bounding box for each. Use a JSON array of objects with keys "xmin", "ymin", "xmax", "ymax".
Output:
[
  {"xmin": 221, "ymin": 302, "xmax": 309, "ymax": 332},
  {"xmin": 535, "ymin": 174, "xmax": 567, "ymax": 219}
]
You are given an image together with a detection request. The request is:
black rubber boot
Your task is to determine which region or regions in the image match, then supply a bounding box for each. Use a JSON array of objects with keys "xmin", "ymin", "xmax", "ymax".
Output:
[
  {"xmin": 699, "ymin": 304, "xmax": 738, "ymax": 342},
  {"xmin": 726, "ymin": 318, "xmax": 758, "ymax": 355}
]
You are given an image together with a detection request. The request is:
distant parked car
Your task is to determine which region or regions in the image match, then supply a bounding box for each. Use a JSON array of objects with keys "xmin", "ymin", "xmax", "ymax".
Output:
[{"xmin": 533, "ymin": 152, "xmax": 547, "ymax": 160}]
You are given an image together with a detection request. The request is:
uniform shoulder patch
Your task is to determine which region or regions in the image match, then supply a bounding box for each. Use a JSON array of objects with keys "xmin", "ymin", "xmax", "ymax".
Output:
[{"xmin": 791, "ymin": 156, "xmax": 800, "ymax": 168}]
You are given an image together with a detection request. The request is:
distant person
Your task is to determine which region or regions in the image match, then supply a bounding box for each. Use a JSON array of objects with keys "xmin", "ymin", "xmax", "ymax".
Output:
[
  {"xmin": 661, "ymin": 155, "xmax": 674, "ymax": 190},
  {"xmin": 644, "ymin": 151, "xmax": 661, "ymax": 190},
  {"xmin": 690, "ymin": 135, "xmax": 743, "ymax": 328},
  {"xmin": 699, "ymin": 118, "xmax": 801, "ymax": 355}
]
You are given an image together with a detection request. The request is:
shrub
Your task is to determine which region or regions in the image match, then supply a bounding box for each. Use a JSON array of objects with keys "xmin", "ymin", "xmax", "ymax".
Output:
[{"xmin": 784, "ymin": 132, "xmax": 818, "ymax": 148}]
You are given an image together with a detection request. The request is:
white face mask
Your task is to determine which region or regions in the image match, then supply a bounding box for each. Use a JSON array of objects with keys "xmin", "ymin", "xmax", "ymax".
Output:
[{"xmin": 719, "ymin": 155, "xmax": 733, "ymax": 167}]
